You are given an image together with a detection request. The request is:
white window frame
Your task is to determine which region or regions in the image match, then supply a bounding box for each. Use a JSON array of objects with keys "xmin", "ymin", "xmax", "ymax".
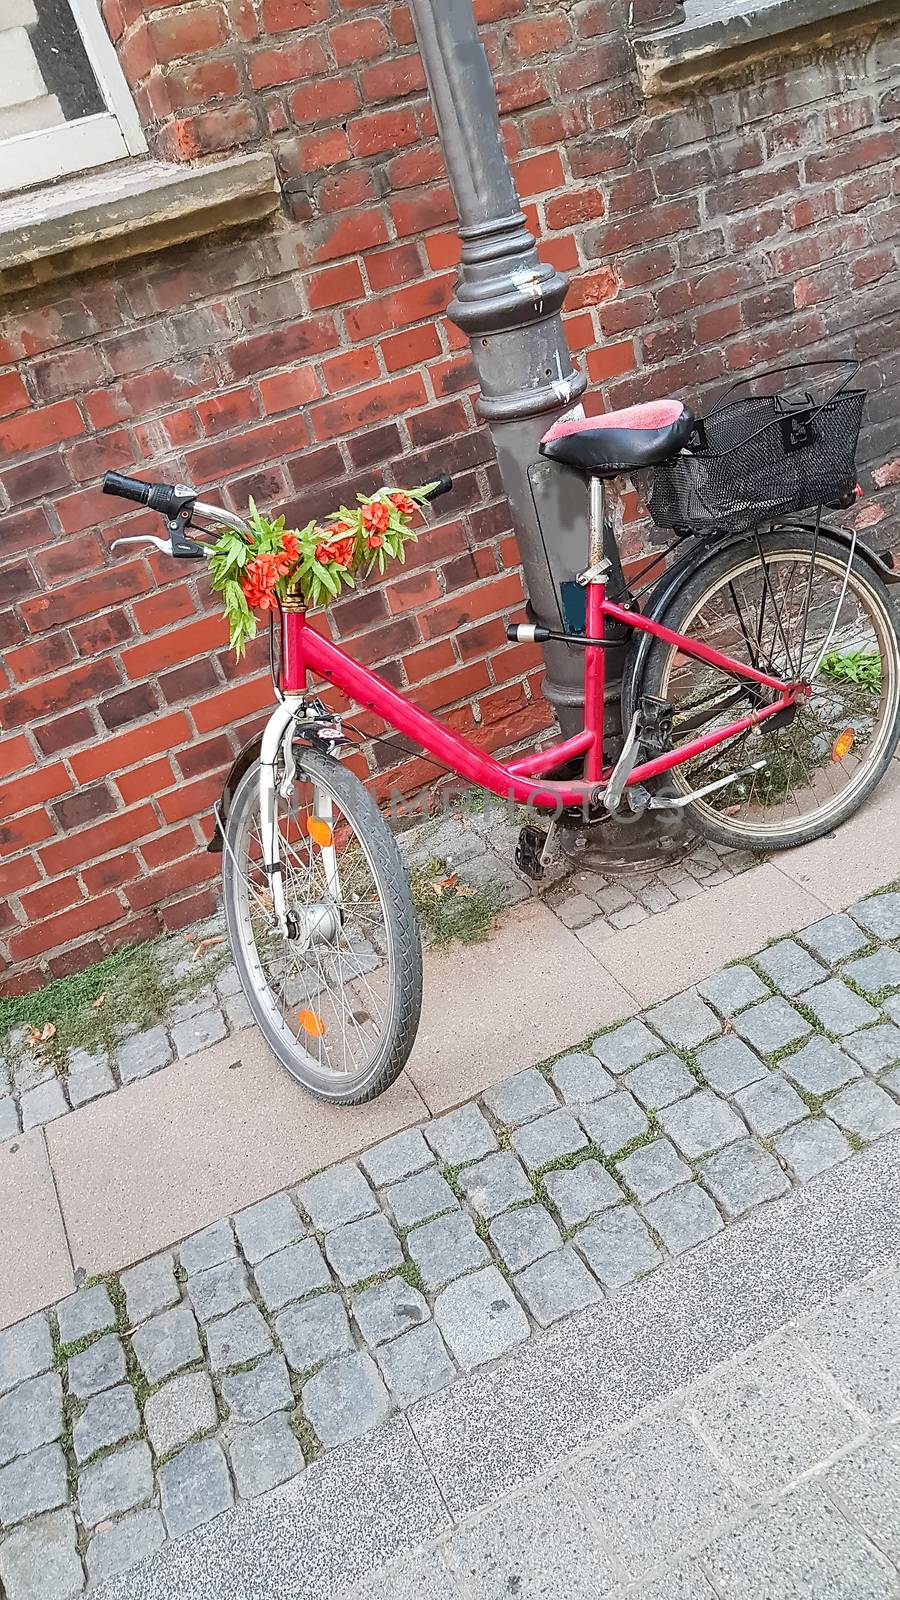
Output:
[{"xmin": 0, "ymin": 0, "xmax": 146, "ymax": 196}]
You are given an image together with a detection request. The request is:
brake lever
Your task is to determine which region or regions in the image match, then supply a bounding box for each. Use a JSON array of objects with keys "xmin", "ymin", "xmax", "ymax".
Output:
[{"xmin": 111, "ymin": 534, "xmax": 171, "ymax": 554}]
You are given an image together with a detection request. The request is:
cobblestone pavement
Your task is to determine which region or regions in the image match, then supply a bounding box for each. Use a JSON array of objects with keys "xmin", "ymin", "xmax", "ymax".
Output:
[
  {"xmin": 343, "ymin": 1257, "xmax": 900, "ymax": 1599},
  {"xmin": 4, "ymin": 886, "xmax": 900, "ymax": 1593},
  {"xmin": 0, "ymin": 800, "xmax": 752, "ymax": 1140}
]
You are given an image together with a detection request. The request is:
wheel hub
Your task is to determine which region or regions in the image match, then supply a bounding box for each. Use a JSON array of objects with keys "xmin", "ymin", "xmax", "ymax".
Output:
[{"xmin": 284, "ymin": 902, "xmax": 341, "ymax": 948}]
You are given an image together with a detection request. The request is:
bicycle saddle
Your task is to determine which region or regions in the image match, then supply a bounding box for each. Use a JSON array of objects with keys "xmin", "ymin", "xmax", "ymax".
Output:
[{"xmin": 539, "ymin": 399, "xmax": 694, "ymax": 475}]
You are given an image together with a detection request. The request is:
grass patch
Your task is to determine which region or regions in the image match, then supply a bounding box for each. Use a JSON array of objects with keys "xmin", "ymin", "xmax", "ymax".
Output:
[
  {"xmin": 410, "ymin": 857, "xmax": 508, "ymax": 948},
  {"xmin": 55, "ymin": 1332, "xmax": 104, "ymax": 1368},
  {"xmin": 290, "ymin": 1406, "xmax": 322, "ymax": 1465},
  {"xmin": 845, "ymin": 1130, "xmax": 868, "ymax": 1152},
  {"xmin": 398, "ymin": 1260, "xmax": 425, "ymax": 1294}
]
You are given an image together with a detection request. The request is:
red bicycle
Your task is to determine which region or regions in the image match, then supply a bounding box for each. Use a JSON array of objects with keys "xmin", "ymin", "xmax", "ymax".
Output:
[{"xmin": 103, "ymin": 368, "xmax": 900, "ymax": 1103}]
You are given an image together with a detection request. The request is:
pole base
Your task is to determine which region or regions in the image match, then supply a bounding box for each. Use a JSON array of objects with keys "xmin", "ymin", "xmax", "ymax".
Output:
[{"xmin": 558, "ymin": 803, "xmax": 691, "ymax": 876}]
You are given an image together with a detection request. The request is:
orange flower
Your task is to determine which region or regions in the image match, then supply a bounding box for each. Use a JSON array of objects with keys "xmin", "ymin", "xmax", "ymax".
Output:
[
  {"xmin": 367, "ymin": 534, "xmax": 383, "ymax": 550},
  {"xmin": 390, "ymin": 491, "xmax": 417, "ymax": 518},
  {"xmin": 315, "ymin": 535, "xmax": 354, "ymax": 568},
  {"xmin": 362, "ymin": 501, "xmax": 390, "ymax": 534}
]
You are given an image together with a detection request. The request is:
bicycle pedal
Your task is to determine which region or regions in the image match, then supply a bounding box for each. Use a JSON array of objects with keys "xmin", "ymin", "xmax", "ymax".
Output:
[{"xmin": 515, "ymin": 825, "xmax": 547, "ymax": 881}]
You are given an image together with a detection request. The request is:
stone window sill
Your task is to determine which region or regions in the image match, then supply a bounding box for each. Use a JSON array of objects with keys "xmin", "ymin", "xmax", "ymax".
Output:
[
  {"xmin": 0, "ymin": 152, "xmax": 280, "ymax": 297},
  {"xmin": 634, "ymin": 0, "xmax": 896, "ymax": 96}
]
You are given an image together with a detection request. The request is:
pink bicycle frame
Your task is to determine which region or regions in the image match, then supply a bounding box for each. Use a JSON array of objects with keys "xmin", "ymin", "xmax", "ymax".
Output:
[{"xmin": 280, "ymin": 580, "xmax": 803, "ymax": 812}]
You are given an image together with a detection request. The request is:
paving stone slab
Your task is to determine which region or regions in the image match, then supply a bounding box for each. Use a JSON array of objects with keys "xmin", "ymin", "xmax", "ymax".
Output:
[
  {"xmin": 696, "ymin": 1035, "xmax": 767, "ymax": 1096},
  {"xmin": 592, "ymin": 1019, "xmax": 663, "ymax": 1073},
  {"xmin": 77, "ymin": 1439, "xmax": 154, "ymax": 1529},
  {"xmin": 779, "ymin": 1037, "xmax": 862, "ymax": 1096},
  {"xmin": 488, "ymin": 1204, "xmax": 562, "ymax": 1273},
  {"xmin": 276, "ymin": 1295, "xmax": 354, "ymax": 1372},
  {"xmin": 383, "ymin": 1168, "xmax": 457, "ymax": 1228},
  {"xmin": 171, "ymin": 1010, "xmax": 228, "ymax": 1058},
  {"xmin": 629, "ymin": 1564, "xmax": 720, "ymax": 1600},
  {"xmin": 850, "ymin": 890, "xmax": 900, "ymax": 940},
  {"xmin": 0, "ymin": 1508, "xmax": 83, "ymax": 1600},
  {"xmin": 228, "ymin": 1412, "xmax": 305, "ymax": 1499},
  {"xmin": 406, "ymin": 1212, "xmax": 490, "ymax": 1291},
  {"xmin": 116, "ymin": 1028, "xmax": 173, "ymax": 1084},
  {"xmin": 21, "ymin": 1079, "xmax": 68, "ymax": 1130},
  {"xmin": 0, "ymin": 1097, "xmax": 19, "ymax": 1139},
  {"xmin": 826, "ymin": 1433, "xmax": 900, "ymax": 1562},
  {"xmin": 645, "ymin": 993, "xmax": 721, "ymax": 1049},
  {"xmin": 376, "ymin": 1323, "xmax": 456, "ymax": 1406},
  {"xmin": 800, "ymin": 1268, "xmax": 900, "ymax": 1420},
  {"xmin": 324, "ymin": 1214, "xmax": 404, "ymax": 1288},
  {"xmin": 509, "ymin": 1109, "xmax": 587, "ymax": 1172},
  {"xmin": 120, "ymin": 1255, "xmax": 179, "ymax": 1325},
  {"xmin": 734, "ymin": 1074, "xmax": 808, "ymax": 1137},
  {"xmin": 434, "ymin": 1265, "xmax": 529, "ymax": 1371},
  {"xmin": 144, "ymin": 1370, "xmax": 218, "ymax": 1456},
  {"xmin": 219, "ymin": 1353, "xmax": 294, "ymax": 1425},
  {"xmin": 734, "ymin": 997, "xmax": 812, "ymax": 1054},
  {"xmin": 658, "ymin": 1090, "xmax": 745, "ymax": 1159},
  {"xmin": 458, "ymin": 1153, "xmax": 533, "ymax": 1218},
  {"xmin": 57, "ymin": 1284, "xmax": 114, "ymax": 1346},
  {"xmin": 799, "ymin": 912, "xmax": 870, "ymax": 964},
  {"xmin": 253, "ymin": 1239, "xmax": 331, "ymax": 1313},
  {"xmin": 0, "ymin": 1315, "xmax": 53, "ymax": 1397},
  {"xmin": 617, "ymin": 1137, "xmax": 692, "ymax": 1203},
  {"xmin": 298, "ymin": 1163, "xmax": 378, "ymax": 1232},
  {"xmin": 483, "ymin": 1069, "xmax": 558, "ymax": 1127},
  {"xmin": 361, "ymin": 1129, "xmax": 433, "ymax": 1188},
  {"xmin": 67, "ymin": 1332, "xmax": 126, "ymax": 1398},
  {"xmin": 576, "ymin": 1205, "xmax": 661, "ymax": 1289},
  {"xmin": 579, "ymin": 1091, "xmax": 649, "ymax": 1157},
  {"xmin": 699, "ymin": 1139, "xmax": 790, "ymax": 1219},
  {"xmin": 774, "ymin": 1117, "xmax": 852, "ymax": 1181},
  {"xmin": 159, "ymin": 1438, "xmax": 234, "ymax": 1539},
  {"xmin": 643, "ymin": 1182, "xmax": 723, "ymax": 1255},
  {"xmin": 541, "ymin": 1160, "xmax": 623, "ymax": 1227},
  {"xmin": 450, "ymin": 1476, "xmax": 619, "ymax": 1600},
  {"xmin": 845, "ymin": 1022, "xmax": 900, "ymax": 1073},
  {"xmin": 753, "ymin": 939, "xmax": 827, "ymax": 996},
  {"xmin": 828, "ymin": 1080, "xmax": 900, "ymax": 1140},
  {"xmin": 697, "ymin": 964, "xmax": 768, "ymax": 1015},
  {"xmin": 702, "ymin": 1481, "xmax": 898, "ymax": 1600},
  {"xmin": 73, "ymin": 1383, "xmax": 140, "ymax": 1464},
  {"xmin": 233, "ymin": 1193, "xmax": 305, "ymax": 1264},
  {"xmin": 67, "ymin": 1060, "xmax": 116, "ymax": 1107},
  {"xmin": 799, "ymin": 977, "xmax": 879, "ymax": 1035},
  {"xmin": 0, "ymin": 1371, "xmax": 63, "ymax": 1467},
  {"xmin": 424, "ymin": 1104, "xmax": 498, "ymax": 1166},
  {"xmin": 302, "ymin": 1352, "xmax": 391, "ymax": 1448},
  {"xmin": 570, "ymin": 1414, "xmax": 742, "ymax": 1576},
  {"xmin": 548, "ymin": 1051, "xmax": 615, "ymax": 1105},
  {"xmin": 178, "ymin": 1220, "xmax": 237, "ymax": 1277},
  {"xmin": 86, "ymin": 1508, "xmax": 166, "ymax": 1586},
  {"xmin": 352, "ymin": 1278, "xmax": 430, "ymax": 1347},
  {"xmin": 132, "ymin": 1306, "xmax": 203, "ymax": 1385},
  {"xmin": 625, "ymin": 1054, "xmax": 696, "ymax": 1110},
  {"xmin": 514, "ymin": 1246, "xmax": 603, "ymax": 1328},
  {"xmin": 187, "ymin": 1259, "xmax": 251, "ymax": 1324},
  {"xmin": 845, "ymin": 947, "xmax": 900, "ymax": 996},
  {"xmin": 205, "ymin": 1303, "xmax": 273, "ymax": 1373},
  {"xmin": 688, "ymin": 1341, "xmax": 862, "ymax": 1494},
  {"xmin": 0, "ymin": 1441, "xmax": 68, "ymax": 1525}
]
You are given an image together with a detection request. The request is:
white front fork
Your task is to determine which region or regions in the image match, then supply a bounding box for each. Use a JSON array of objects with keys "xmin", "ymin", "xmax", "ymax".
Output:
[{"xmin": 258, "ymin": 696, "xmax": 341, "ymax": 938}]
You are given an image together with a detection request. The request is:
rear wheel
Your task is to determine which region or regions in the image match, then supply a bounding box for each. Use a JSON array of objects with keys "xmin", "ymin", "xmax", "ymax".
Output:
[
  {"xmin": 637, "ymin": 530, "xmax": 900, "ymax": 850},
  {"xmin": 222, "ymin": 750, "xmax": 422, "ymax": 1104}
]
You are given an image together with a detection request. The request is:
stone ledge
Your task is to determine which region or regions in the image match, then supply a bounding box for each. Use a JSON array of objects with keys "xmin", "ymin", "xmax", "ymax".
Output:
[
  {"xmin": 0, "ymin": 152, "xmax": 281, "ymax": 298},
  {"xmin": 634, "ymin": 0, "xmax": 898, "ymax": 96}
]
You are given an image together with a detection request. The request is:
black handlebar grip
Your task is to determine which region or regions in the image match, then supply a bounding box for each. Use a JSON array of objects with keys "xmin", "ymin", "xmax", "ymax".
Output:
[
  {"xmin": 102, "ymin": 471, "xmax": 153, "ymax": 506},
  {"xmin": 424, "ymin": 474, "xmax": 453, "ymax": 501}
]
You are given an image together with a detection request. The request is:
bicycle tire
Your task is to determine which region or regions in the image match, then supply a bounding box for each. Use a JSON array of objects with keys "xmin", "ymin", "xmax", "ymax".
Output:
[
  {"xmin": 222, "ymin": 751, "xmax": 423, "ymax": 1104},
  {"xmin": 636, "ymin": 529, "xmax": 900, "ymax": 851}
]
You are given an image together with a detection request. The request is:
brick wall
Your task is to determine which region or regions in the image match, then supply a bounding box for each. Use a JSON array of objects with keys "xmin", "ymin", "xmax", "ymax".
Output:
[{"xmin": 1, "ymin": 1, "xmax": 899, "ymax": 993}]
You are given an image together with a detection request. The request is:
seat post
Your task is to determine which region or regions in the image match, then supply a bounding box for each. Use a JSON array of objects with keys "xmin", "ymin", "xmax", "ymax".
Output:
[{"xmin": 589, "ymin": 476, "xmax": 604, "ymax": 569}]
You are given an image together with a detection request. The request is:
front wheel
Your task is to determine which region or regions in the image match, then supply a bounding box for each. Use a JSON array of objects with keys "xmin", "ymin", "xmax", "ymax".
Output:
[
  {"xmin": 222, "ymin": 750, "xmax": 422, "ymax": 1104},
  {"xmin": 637, "ymin": 530, "xmax": 900, "ymax": 851}
]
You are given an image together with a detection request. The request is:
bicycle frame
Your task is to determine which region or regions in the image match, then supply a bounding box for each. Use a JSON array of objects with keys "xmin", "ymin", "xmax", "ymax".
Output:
[{"xmin": 273, "ymin": 479, "xmax": 805, "ymax": 815}]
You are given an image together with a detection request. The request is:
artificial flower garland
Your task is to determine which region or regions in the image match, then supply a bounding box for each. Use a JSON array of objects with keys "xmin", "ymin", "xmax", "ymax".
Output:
[{"xmin": 208, "ymin": 483, "xmax": 438, "ymax": 656}]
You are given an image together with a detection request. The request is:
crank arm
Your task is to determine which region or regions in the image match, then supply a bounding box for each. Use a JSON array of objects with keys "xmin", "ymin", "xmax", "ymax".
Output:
[
  {"xmin": 603, "ymin": 712, "xmax": 641, "ymax": 815},
  {"xmin": 647, "ymin": 760, "xmax": 767, "ymax": 810}
]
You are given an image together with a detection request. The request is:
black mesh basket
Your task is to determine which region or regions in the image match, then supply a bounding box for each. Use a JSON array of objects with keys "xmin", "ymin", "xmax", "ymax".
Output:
[{"xmin": 649, "ymin": 360, "xmax": 865, "ymax": 537}]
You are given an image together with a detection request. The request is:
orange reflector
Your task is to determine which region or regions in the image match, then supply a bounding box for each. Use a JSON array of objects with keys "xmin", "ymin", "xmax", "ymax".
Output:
[
  {"xmin": 832, "ymin": 728, "xmax": 855, "ymax": 762},
  {"xmin": 298, "ymin": 1009, "xmax": 326, "ymax": 1038},
  {"xmin": 307, "ymin": 816, "xmax": 333, "ymax": 849}
]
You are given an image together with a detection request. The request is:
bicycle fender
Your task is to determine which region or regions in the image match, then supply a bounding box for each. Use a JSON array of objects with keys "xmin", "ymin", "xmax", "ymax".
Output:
[
  {"xmin": 622, "ymin": 520, "xmax": 899, "ymax": 724},
  {"xmin": 206, "ymin": 734, "xmax": 263, "ymax": 853}
]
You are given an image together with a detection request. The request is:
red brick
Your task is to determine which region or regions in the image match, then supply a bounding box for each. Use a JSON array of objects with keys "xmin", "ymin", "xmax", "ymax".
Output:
[
  {"xmin": 70, "ymin": 712, "xmax": 191, "ymax": 783},
  {"xmin": 192, "ymin": 675, "xmax": 271, "ymax": 733},
  {"xmin": 249, "ymin": 37, "xmax": 328, "ymax": 88},
  {"xmin": 545, "ymin": 190, "xmax": 604, "ymax": 229},
  {"xmin": 381, "ymin": 324, "xmax": 441, "ymax": 373},
  {"xmin": 34, "ymin": 709, "xmax": 97, "ymax": 757},
  {"xmin": 259, "ymin": 366, "xmax": 319, "ymax": 415},
  {"xmin": 8, "ymin": 891, "xmax": 124, "ymax": 961},
  {"xmin": 496, "ymin": 69, "xmax": 549, "ymax": 114},
  {"xmin": 39, "ymin": 804, "xmax": 157, "ymax": 877},
  {"xmin": 21, "ymin": 562, "xmax": 151, "ymax": 634},
  {"xmin": 806, "ymin": 131, "xmax": 898, "ymax": 184},
  {"xmin": 345, "ymin": 274, "xmax": 454, "ymax": 342},
  {"xmin": 6, "ymin": 632, "xmax": 75, "ymax": 685},
  {"xmin": 0, "ymin": 371, "xmax": 29, "ymax": 418},
  {"xmin": 83, "ymin": 852, "xmax": 141, "ymax": 893},
  {"xmin": 311, "ymin": 373, "xmax": 428, "ymax": 442},
  {"xmin": 149, "ymin": 6, "xmax": 227, "ymax": 64},
  {"xmin": 0, "ymin": 762, "xmax": 69, "ymax": 822},
  {"xmin": 330, "ymin": 16, "xmax": 389, "ymax": 62},
  {"xmin": 567, "ymin": 268, "xmax": 618, "ymax": 310},
  {"xmin": 20, "ymin": 878, "xmax": 83, "ymax": 920},
  {"xmin": 509, "ymin": 14, "xmax": 571, "ymax": 56},
  {"xmin": 586, "ymin": 340, "xmax": 636, "ymax": 381},
  {"xmin": 186, "ymin": 414, "xmax": 311, "ymax": 483},
  {"xmin": 118, "ymin": 755, "xmax": 175, "ymax": 806},
  {"xmin": 141, "ymin": 823, "xmax": 196, "ymax": 869},
  {"xmin": 1, "ymin": 658, "xmax": 120, "ymax": 729},
  {"xmin": 306, "ymin": 262, "xmax": 364, "ymax": 310},
  {"xmin": 321, "ymin": 346, "xmax": 380, "ymax": 391},
  {"xmin": 0, "ymin": 808, "xmax": 54, "ymax": 857},
  {"xmin": 288, "ymin": 76, "xmax": 359, "ymax": 126},
  {"xmin": 348, "ymin": 108, "xmax": 418, "ymax": 159},
  {"xmin": 162, "ymin": 58, "xmax": 241, "ymax": 110},
  {"xmin": 157, "ymin": 769, "xmax": 223, "ymax": 824},
  {"xmin": 260, "ymin": 0, "xmax": 328, "ymax": 28},
  {"xmin": 0, "ymin": 734, "xmax": 35, "ymax": 779},
  {"xmin": 0, "ymin": 399, "xmax": 84, "ymax": 457},
  {"xmin": 360, "ymin": 53, "xmax": 426, "ymax": 102},
  {"xmin": 420, "ymin": 573, "xmax": 525, "ymax": 640}
]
